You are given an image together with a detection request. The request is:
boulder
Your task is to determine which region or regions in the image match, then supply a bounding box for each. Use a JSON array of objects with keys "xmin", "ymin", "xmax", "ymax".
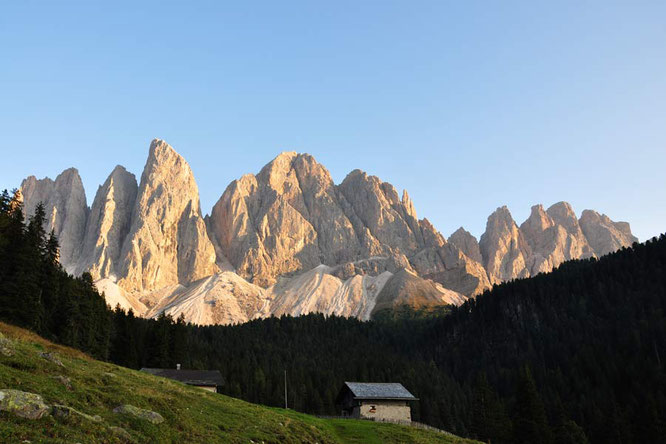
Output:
[
  {"xmin": 113, "ymin": 404, "xmax": 164, "ymax": 424},
  {"xmin": 0, "ymin": 389, "xmax": 51, "ymax": 419}
]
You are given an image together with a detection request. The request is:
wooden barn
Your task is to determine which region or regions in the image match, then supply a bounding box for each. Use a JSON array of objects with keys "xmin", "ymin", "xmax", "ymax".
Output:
[
  {"xmin": 141, "ymin": 365, "xmax": 223, "ymax": 393},
  {"xmin": 335, "ymin": 382, "xmax": 418, "ymax": 422}
]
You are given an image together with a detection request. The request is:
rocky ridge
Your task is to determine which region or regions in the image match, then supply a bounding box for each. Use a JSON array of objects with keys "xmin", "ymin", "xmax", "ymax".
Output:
[
  {"xmin": 20, "ymin": 168, "xmax": 88, "ymax": 272},
  {"xmin": 17, "ymin": 139, "xmax": 638, "ymax": 325}
]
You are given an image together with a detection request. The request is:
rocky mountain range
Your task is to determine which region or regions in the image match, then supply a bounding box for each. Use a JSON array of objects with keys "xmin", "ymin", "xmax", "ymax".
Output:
[{"xmin": 17, "ymin": 139, "xmax": 638, "ymax": 325}]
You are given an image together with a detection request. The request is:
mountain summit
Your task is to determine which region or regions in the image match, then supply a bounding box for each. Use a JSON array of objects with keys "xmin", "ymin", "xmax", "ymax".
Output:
[{"xmin": 18, "ymin": 139, "xmax": 638, "ymax": 325}]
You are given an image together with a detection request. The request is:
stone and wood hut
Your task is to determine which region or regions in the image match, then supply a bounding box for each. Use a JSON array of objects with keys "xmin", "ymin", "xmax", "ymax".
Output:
[
  {"xmin": 141, "ymin": 366, "xmax": 223, "ymax": 393},
  {"xmin": 335, "ymin": 382, "xmax": 418, "ymax": 422}
]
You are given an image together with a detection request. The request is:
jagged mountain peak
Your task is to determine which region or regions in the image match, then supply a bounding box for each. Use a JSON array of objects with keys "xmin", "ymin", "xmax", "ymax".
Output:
[
  {"xmin": 75, "ymin": 164, "xmax": 138, "ymax": 279},
  {"xmin": 19, "ymin": 166, "xmax": 88, "ymax": 271},
  {"xmin": 257, "ymin": 151, "xmax": 335, "ymax": 197},
  {"xmin": 149, "ymin": 138, "xmax": 178, "ymax": 157},
  {"xmin": 488, "ymin": 205, "xmax": 514, "ymax": 223},
  {"xmin": 522, "ymin": 204, "xmax": 555, "ymax": 234},
  {"xmin": 117, "ymin": 139, "xmax": 218, "ymax": 293},
  {"xmin": 450, "ymin": 226, "xmax": 474, "ymax": 239},
  {"xmin": 58, "ymin": 166, "xmax": 82, "ymax": 178},
  {"xmin": 448, "ymin": 227, "xmax": 483, "ymax": 265},
  {"xmin": 402, "ymin": 189, "xmax": 417, "ymax": 219},
  {"xmin": 480, "ymin": 205, "xmax": 531, "ymax": 285},
  {"xmin": 546, "ymin": 201, "xmax": 579, "ymax": 229},
  {"xmin": 15, "ymin": 141, "xmax": 640, "ymax": 326},
  {"xmin": 547, "ymin": 200, "xmax": 575, "ymax": 214},
  {"xmin": 110, "ymin": 164, "xmax": 132, "ymax": 176},
  {"xmin": 579, "ymin": 209, "xmax": 638, "ymax": 256}
]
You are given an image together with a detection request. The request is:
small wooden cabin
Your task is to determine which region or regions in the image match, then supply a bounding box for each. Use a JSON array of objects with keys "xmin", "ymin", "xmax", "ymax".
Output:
[
  {"xmin": 141, "ymin": 366, "xmax": 223, "ymax": 393},
  {"xmin": 336, "ymin": 382, "xmax": 418, "ymax": 422}
]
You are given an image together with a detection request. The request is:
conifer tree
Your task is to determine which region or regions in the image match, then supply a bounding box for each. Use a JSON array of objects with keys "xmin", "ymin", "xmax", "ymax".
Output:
[
  {"xmin": 471, "ymin": 372, "xmax": 511, "ymax": 443},
  {"xmin": 512, "ymin": 365, "xmax": 552, "ymax": 444}
]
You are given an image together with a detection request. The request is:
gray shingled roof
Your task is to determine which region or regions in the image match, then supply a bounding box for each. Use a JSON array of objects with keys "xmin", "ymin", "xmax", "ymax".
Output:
[
  {"xmin": 343, "ymin": 382, "xmax": 418, "ymax": 400},
  {"xmin": 141, "ymin": 368, "xmax": 223, "ymax": 387}
]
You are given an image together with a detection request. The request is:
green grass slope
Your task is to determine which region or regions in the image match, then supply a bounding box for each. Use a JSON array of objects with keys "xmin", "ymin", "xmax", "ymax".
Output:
[{"xmin": 0, "ymin": 322, "xmax": 478, "ymax": 444}]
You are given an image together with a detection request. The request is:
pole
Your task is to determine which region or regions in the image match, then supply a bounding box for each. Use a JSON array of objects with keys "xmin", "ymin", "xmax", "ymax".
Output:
[{"xmin": 284, "ymin": 370, "xmax": 288, "ymax": 409}]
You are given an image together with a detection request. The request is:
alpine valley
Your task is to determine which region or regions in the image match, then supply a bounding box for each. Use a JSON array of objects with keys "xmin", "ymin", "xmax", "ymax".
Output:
[{"xmin": 18, "ymin": 139, "xmax": 638, "ymax": 325}]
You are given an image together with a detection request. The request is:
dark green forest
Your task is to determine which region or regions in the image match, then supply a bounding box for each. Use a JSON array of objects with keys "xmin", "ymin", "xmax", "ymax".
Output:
[{"xmin": 1, "ymin": 188, "xmax": 665, "ymax": 443}]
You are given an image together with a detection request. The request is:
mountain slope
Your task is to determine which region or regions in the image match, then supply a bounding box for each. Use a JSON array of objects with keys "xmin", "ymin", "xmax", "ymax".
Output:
[
  {"xmin": 0, "ymin": 322, "xmax": 476, "ymax": 444},
  {"xmin": 161, "ymin": 234, "xmax": 666, "ymax": 444}
]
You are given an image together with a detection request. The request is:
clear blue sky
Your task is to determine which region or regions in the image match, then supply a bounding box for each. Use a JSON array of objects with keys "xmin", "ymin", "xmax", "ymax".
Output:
[{"xmin": 1, "ymin": 1, "xmax": 664, "ymax": 241}]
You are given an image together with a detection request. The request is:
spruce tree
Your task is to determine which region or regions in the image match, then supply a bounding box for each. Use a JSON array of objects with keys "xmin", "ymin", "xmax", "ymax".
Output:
[{"xmin": 512, "ymin": 365, "xmax": 552, "ymax": 444}]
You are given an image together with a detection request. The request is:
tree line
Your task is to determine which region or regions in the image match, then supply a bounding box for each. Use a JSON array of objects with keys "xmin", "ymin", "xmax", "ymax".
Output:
[{"xmin": 1, "ymin": 189, "xmax": 665, "ymax": 443}]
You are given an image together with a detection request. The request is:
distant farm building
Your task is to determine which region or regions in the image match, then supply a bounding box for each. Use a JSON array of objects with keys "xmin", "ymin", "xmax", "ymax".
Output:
[
  {"xmin": 141, "ymin": 365, "xmax": 223, "ymax": 393},
  {"xmin": 336, "ymin": 382, "xmax": 418, "ymax": 422}
]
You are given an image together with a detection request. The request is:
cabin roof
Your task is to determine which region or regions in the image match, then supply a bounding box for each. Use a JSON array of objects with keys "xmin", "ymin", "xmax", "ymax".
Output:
[
  {"xmin": 140, "ymin": 368, "xmax": 223, "ymax": 387},
  {"xmin": 339, "ymin": 382, "xmax": 418, "ymax": 401}
]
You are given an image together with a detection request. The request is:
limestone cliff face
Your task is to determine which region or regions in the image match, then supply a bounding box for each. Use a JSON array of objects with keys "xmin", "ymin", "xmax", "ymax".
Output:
[
  {"xmin": 207, "ymin": 152, "xmax": 491, "ymax": 299},
  {"xmin": 74, "ymin": 166, "xmax": 138, "ymax": 279},
  {"xmin": 419, "ymin": 243, "xmax": 492, "ymax": 297},
  {"xmin": 209, "ymin": 153, "xmax": 443, "ymax": 287},
  {"xmin": 520, "ymin": 204, "xmax": 561, "ymax": 274},
  {"xmin": 546, "ymin": 202, "xmax": 595, "ymax": 260},
  {"xmin": 20, "ymin": 168, "xmax": 88, "ymax": 272},
  {"xmin": 16, "ymin": 142, "xmax": 641, "ymax": 326},
  {"xmin": 449, "ymin": 227, "xmax": 483, "ymax": 264},
  {"xmin": 209, "ymin": 152, "xmax": 362, "ymax": 287},
  {"xmin": 520, "ymin": 202, "xmax": 596, "ymax": 275},
  {"xmin": 118, "ymin": 139, "xmax": 218, "ymax": 293},
  {"xmin": 477, "ymin": 201, "xmax": 636, "ymax": 284},
  {"xmin": 579, "ymin": 209, "xmax": 638, "ymax": 256},
  {"xmin": 480, "ymin": 206, "xmax": 531, "ymax": 285},
  {"xmin": 337, "ymin": 170, "xmax": 425, "ymax": 256}
]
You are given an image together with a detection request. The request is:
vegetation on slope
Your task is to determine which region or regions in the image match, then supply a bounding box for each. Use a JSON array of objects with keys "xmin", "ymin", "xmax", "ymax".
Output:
[
  {"xmin": 0, "ymin": 322, "xmax": 476, "ymax": 444},
  {"xmin": 151, "ymin": 234, "xmax": 666, "ymax": 444},
  {"xmin": 2, "ymin": 188, "xmax": 666, "ymax": 443}
]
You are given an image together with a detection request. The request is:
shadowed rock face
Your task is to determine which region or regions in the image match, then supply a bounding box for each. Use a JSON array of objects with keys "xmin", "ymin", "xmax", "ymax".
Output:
[
  {"xmin": 74, "ymin": 165, "xmax": 137, "ymax": 279},
  {"xmin": 420, "ymin": 243, "xmax": 491, "ymax": 297},
  {"xmin": 449, "ymin": 227, "xmax": 483, "ymax": 264},
  {"xmin": 372, "ymin": 268, "xmax": 465, "ymax": 316},
  {"xmin": 20, "ymin": 168, "xmax": 88, "ymax": 272},
  {"xmin": 579, "ymin": 209, "xmax": 638, "ymax": 256}
]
